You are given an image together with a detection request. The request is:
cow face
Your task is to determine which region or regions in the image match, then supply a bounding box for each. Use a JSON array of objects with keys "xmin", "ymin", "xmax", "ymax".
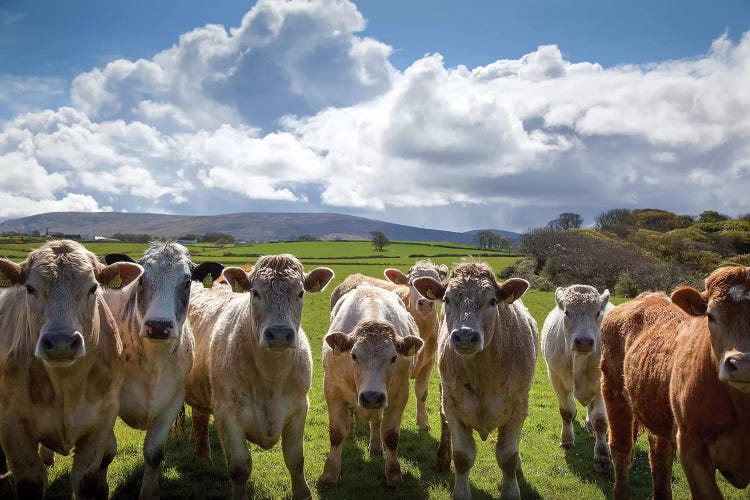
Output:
[
  {"xmin": 325, "ymin": 320, "xmax": 422, "ymax": 409},
  {"xmin": 106, "ymin": 243, "xmax": 223, "ymax": 341},
  {"xmin": 0, "ymin": 240, "xmax": 142, "ymax": 367},
  {"xmin": 222, "ymin": 254, "xmax": 334, "ymax": 352},
  {"xmin": 385, "ymin": 261, "xmax": 448, "ymax": 317},
  {"xmin": 672, "ymin": 266, "xmax": 750, "ymax": 392},
  {"xmin": 413, "ymin": 262, "xmax": 528, "ymax": 356},
  {"xmin": 555, "ymin": 285, "xmax": 610, "ymax": 354}
]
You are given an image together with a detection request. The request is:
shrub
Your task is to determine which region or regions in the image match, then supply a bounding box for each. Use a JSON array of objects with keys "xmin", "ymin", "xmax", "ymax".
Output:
[{"xmin": 614, "ymin": 272, "xmax": 640, "ymax": 298}]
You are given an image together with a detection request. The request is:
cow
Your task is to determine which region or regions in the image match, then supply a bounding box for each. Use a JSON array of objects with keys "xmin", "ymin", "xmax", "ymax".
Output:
[
  {"xmin": 414, "ymin": 261, "xmax": 537, "ymax": 499},
  {"xmin": 601, "ymin": 267, "xmax": 750, "ymax": 500},
  {"xmin": 320, "ymin": 285, "xmax": 423, "ymax": 487},
  {"xmin": 0, "ymin": 240, "xmax": 142, "ymax": 498},
  {"xmin": 103, "ymin": 242, "xmax": 223, "ymax": 499},
  {"xmin": 329, "ymin": 260, "xmax": 447, "ymax": 430},
  {"xmin": 184, "ymin": 254, "xmax": 334, "ymax": 500},
  {"xmin": 541, "ymin": 285, "xmax": 613, "ymax": 472}
]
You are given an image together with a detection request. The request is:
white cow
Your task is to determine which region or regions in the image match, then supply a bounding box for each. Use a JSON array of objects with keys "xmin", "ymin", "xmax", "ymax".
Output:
[{"xmin": 541, "ymin": 284, "xmax": 613, "ymax": 472}]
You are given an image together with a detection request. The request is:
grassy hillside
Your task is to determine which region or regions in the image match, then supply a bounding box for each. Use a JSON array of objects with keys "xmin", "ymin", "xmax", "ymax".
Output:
[{"xmin": 0, "ymin": 240, "xmax": 743, "ymax": 499}]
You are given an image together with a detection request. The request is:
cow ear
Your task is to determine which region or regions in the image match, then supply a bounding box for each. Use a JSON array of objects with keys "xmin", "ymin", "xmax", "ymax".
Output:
[
  {"xmin": 98, "ymin": 262, "xmax": 143, "ymax": 289},
  {"xmin": 222, "ymin": 267, "xmax": 251, "ymax": 293},
  {"xmin": 304, "ymin": 267, "xmax": 335, "ymax": 293},
  {"xmin": 496, "ymin": 278, "xmax": 529, "ymax": 304},
  {"xmin": 599, "ymin": 289, "xmax": 611, "ymax": 310},
  {"xmin": 0, "ymin": 258, "xmax": 28, "ymax": 287},
  {"xmin": 671, "ymin": 286, "xmax": 708, "ymax": 316},
  {"xmin": 104, "ymin": 253, "xmax": 137, "ymax": 265},
  {"xmin": 395, "ymin": 335, "xmax": 424, "ymax": 357},
  {"xmin": 325, "ymin": 332, "xmax": 355, "ymax": 354},
  {"xmin": 384, "ymin": 268, "xmax": 409, "ymax": 285},
  {"xmin": 412, "ymin": 276, "xmax": 445, "ymax": 301},
  {"xmin": 192, "ymin": 262, "xmax": 224, "ymax": 285},
  {"xmin": 554, "ymin": 287, "xmax": 565, "ymax": 309}
]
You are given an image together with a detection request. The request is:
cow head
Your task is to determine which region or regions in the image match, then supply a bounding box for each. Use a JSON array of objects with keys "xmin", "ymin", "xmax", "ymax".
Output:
[
  {"xmin": 0, "ymin": 240, "xmax": 142, "ymax": 367},
  {"xmin": 221, "ymin": 254, "xmax": 334, "ymax": 352},
  {"xmin": 325, "ymin": 320, "xmax": 423, "ymax": 409},
  {"xmin": 105, "ymin": 242, "xmax": 223, "ymax": 341},
  {"xmin": 555, "ymin": 285, "xmax": 611, "ymax": 354},
  {"xmin": 672, "ymin": 265, "xmax": 750, "ymax": 393},
  {"xmin": 413, "ymin": 262, "xmax": 528, "ymax": 356},
  {"xmin": 384, "ymin": 260, "xmax": 448, "ymax": 317}
]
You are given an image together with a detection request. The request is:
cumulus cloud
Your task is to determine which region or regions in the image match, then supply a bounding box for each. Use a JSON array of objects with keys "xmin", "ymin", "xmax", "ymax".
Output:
[{"xmin": 1, "ymin": 0, "xmax": 750, "ymax": 230}]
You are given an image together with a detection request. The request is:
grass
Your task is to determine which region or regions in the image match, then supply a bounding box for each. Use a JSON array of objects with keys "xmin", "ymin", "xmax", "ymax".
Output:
[{"xmin": 0, "ymin": 240, "xmax": 745, "ymax": 499}]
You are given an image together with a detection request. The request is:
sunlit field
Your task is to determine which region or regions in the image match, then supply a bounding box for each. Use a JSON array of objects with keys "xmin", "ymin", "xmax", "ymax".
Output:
[{"xmin": 0, "ymin": 240, "xmax": 743, "ymax": 499}]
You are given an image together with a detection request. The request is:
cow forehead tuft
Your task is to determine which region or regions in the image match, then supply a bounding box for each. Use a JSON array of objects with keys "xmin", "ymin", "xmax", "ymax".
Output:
[
  {"xmin": 408, "ymin": 260, "xmax": 442, "ymax": 281},
  {"xmin": 28, "ymin": 240, "xmax": 97, "ymax": 281},
  {"xmin": 706, "ymin": 266, "xmax": 750, "ymax": 302},
  {"xmin": 250, "ymin": 254, "xmax": 305, "ymax": 282},
  {"xmin": 561, "ymin": 285, "xmax": 600, "ymax": 308},
  {"xmin": 353, "ymin": 320, "xmax": 396, "ymax": 340},
  {"xmin": 447, "ymin": 261, "xmax": 496, "ymax": 289},
  {"xmin": 140, "ymin": 241, "xmax": 191, "ymax": 269}
]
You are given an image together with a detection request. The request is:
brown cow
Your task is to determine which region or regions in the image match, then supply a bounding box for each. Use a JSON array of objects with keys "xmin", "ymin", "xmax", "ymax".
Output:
[
  {"xmin": 601, "ymin": 266, "xmax": 750, "ymax": 499},
  {"xmin": 321, "ymin": 285, "xmax": 423, "ymax": 486},
  {"xmin": 0, "ymin": 240, "xmax": 142, "ymax": 498},
  {"xmin": 330, "ymin": 260, "xmax": 447, "ymax": 430},
  {"xmin": 184, "ymin": 254, "xmax": 333, "ymax": 499},
  {"xmin": 414, "ymin": 262, "xmax": 537, "ymax": 499}
]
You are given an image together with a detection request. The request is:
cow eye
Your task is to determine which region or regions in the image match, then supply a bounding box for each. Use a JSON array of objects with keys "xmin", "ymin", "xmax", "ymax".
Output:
[
  {"xmin": 390, "ymin": 355, "xmax": 397, "ymax": 364},
  {"xmin": 26, "ymin": 284, "xmax": 35, "ymax": 295},
  {"xmin": 351, "ymin": 353, "xmax": 357, "ymax": 361},
  {"xmin": 89, "ymin": 284, "xmax": 98, "ymax": 295},
  {"xmin": 252, "ymin": 289, "xmax": 260, "ymax": 298},
  {"xmin": 184, "ymin": 280, "xmax": 191, "ymax": 289},
  {"xmin": 298, "ymin": 291, "xmax": 304, "ymax": 299},
  {"xmin": 706, "ymin": 312, "xmax": 715, "ymax": 322},
  {"xmin": 443, "ymin": 296, "xmax": 450, "ymax": 305},
  {"xmin": 564, "ymin": 310, "xmax": 569, "ymax": 317},
  {"xmin": 488, "ymin": 297, "xmax": 497, "ymax": 307}
]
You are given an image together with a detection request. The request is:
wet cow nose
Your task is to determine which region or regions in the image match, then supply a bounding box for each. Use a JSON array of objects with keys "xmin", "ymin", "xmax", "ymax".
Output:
[
  {"xmin": 39, "ymin": 331, "xmax": 84, "ymax": 359},
  {"xmin": 451, "ymin": 328, "xmax": 481, "ymax": 350},
  {"xmin": 417, "ymin": 299, "xmax": 434, "ymax": 310},
  {"xmin": 573, "ymin": 337, "xmax": 594, "ymax": 352},
  {"xmin": 145, "ymin": 319, "xmax": 174, "ymax": 339},
  {"xmin": 264, "ymin": 325, "xmax": 296, "ymax": 350},
  {"xmin": 359, "ymin": 391, "xmax": 386, "ymax": 409}
]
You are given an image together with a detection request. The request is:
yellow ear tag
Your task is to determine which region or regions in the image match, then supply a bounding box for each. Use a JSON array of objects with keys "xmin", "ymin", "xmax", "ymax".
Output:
[
  {"xmin": 425, "ymin": 289, "xmax": 436, "ymax": 300},
  {"xmin": 407, "ymin": 345, "xmax": 417, "ymax": 356},
  {"xmin": 504, "ymin": 294, "xmax": 514, "ymax": 304},
  {"xmin": 202, "ymin": 275, "xmax": 213, "ymax": 288},
  {"xmin": 332, "ymin": 345, "xmax": 340, "ymax": 354},
  {"xmin": 108, "ymin": 273, "xmax": 123, "ymax": 289},
  {"xmin": 0, "ymin": 271, "xmax": 11, "ymax": 288},
  {"xmin": 233, "ymin": 280, "xmax": 244, "ymax": 294}
]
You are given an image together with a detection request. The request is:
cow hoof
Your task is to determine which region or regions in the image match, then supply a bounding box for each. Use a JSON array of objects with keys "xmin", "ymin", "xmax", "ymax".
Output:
[
  {"xmin": 560, "ymin": 441, "xmax": 574, "ymax": 449},
  {"xmin": 369, "ymin": 446, "xmax": 383, "ymax": 456},
  {"xmin": 319, "ymin": 472, "xmax": 338, "ymax": 486},
  {"xmin": 418, "ymin": 423, "xmax": 431, "ymax": 432},
  {"xmin": 593, "ymin": 459, "xmax": 610, "ymax": 473}
]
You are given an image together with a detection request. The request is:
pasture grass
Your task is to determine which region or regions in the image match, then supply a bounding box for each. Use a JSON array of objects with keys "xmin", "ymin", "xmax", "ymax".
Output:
[{"xmin": 0, "ymin": 240, "xmax": 744, "ymax": 498}]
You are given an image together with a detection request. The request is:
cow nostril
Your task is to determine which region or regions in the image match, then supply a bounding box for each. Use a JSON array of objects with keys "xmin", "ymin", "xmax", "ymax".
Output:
[
  {"xmin": 70, "ymin": 335, "xmax": 82, "ymax": 351},
  {"xmin": 286, "ymin": 331, "xmax": 294, "ymax": 343},
  {"xmin": 42, "ymin": 336, "xmax": 54, "ymax": 352},
  {"xmin": 451, "ymin": 332, "xmax": 461, "ymax": 344},
  {"xmin": 470, "ymin": 333, "xmax": 480, "ymax": 345},
  {"xmin": 726, "ymin": 357, "xmax": 739, "ymax": 374}
]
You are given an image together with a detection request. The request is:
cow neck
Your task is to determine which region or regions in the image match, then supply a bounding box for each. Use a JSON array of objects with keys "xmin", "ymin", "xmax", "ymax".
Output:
[
  {"xmin": 40, "ymin": 353, "xmax": 98, "ymax": 438},
  {"xmin": 412, "ymin": 310, "xmax": 439, "ymax": 341}
]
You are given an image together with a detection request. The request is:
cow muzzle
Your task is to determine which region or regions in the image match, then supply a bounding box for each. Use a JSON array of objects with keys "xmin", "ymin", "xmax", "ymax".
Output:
[
  {"xmin": 358, "ymin": 390, "xmax": 387, "ymax": 409},
  {"xmin": 721, "ymin": 352, "xmax": 750, "ymax": 391},
  {"xmin": 143, "ymin": 318, "xmax": 176, "ymax": 340},
  {"xmin": 262, "ymin": 325, "xmax": 296, "ymax": 351},
  {"xmin": 416, "ymin": 298, "xmax": 435, "ymax": 313},
  {"xmin": 572, "ymin": 336, "xmax": 595, "ymax": 353},
  {"xmin": 36, "ymin": 330, "xmax": 86, "ymax": 366},
  {"xmin": 450, "ymin": 327, "xmax": 483, "ymax": 354}
]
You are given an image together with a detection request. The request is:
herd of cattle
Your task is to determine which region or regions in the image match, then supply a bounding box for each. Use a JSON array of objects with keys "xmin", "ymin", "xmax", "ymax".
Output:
[{"xmin": 0, "ymin": 239, "xmax": 747, "ymax": 499}]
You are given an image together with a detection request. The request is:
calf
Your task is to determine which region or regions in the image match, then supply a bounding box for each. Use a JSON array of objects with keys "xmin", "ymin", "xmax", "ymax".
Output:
[
  {"xmin": 104, "ymin": 242, "xmax": 222, "ymax": 499},
  {"xmin": 330, "ymin": 260, "xmax": 447, "ymax": 430},
  {"xmin": 0, "ymin": 240, "xmax": 142, "ymax": 498},
  {"xmin": 414, "ymin": 262, "xmax": 537, "ymax": 499},
  {"xmin": 602, "ymin": 268, "xmax": 750, "ymax": 500},
  {"xmin": 184, "ymin": 254, "xmax": 333, "ymax": 499},
  {"xmin": 541, "ymin": 285, "xmax": 613, "ymax": 471},
  {"xmin": 321, "ymin": 286, "xmax": 423, "ymax": 486}
]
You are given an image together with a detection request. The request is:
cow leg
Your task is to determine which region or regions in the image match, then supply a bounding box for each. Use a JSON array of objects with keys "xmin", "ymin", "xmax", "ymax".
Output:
[
  {"xmin": 38, "ymin": 445, "xmax": 55, "ymax": 467},
  {"xmin": 321, "ymin": 399, "xmax": 350, "ymax": 484},
  {"xmin": 368, "ymin": 411, "xmax": 383, "ymax": 456},
  {"xmin": 550, "ymin": 372, "xmax": 576, "ymax": 448},
  {"xmin": 189, "ymin": 407, "xmax": 212, "ymax": 463},
  {"xmin": 588, "ymin": 395, "xmax": 610, "ymax": 472},
  {"xmin": 677, "ymin": 431, "xmax": 722, "ymax": 500},
  {"xmin": 214, "ymin": 412, "xmax": 251, "ymax": 500},
  {"xmin": 71, "ymin": 424, "xmax": 117, "ymax": 500},
  {"xmin": 446, "ymin": 408, "xmax": 476, "ymax": 500},
  {"xmin": 647, "ymin": 433, "xmax": 674, "ymax": 500},
  {"xmin": 414, "ymin": 361, "xmax": 433, "ymax": 431},
  {"xmin": 496, "ymin": 420, "xmax": 523, "ymax": 500},
  {"xmin": 281, "ymin": 401, "xmax": 311, "ymax": 500},
  {"xmin": 435, "ymin": 383, "xmax": 452, "ymax": 472},
  {"xmin": 140, "ymin": 391, "xmax": 185, "ymax": 500},
  {"xmin": 381, "ymin": 383, "xmax": 409, "ymax": 487},
  {"xmin": 601, "ymin": 362, "xmax": 634, "ymax": 500},
  {"xmin": 0, "ymin": 424, "xmax": 47, "ymax": 498}
]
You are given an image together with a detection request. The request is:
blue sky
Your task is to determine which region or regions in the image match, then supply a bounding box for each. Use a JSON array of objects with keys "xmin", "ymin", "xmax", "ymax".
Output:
[{"xmin": 1, "ymin": 0, "xmax": 750, "ymax": 232}]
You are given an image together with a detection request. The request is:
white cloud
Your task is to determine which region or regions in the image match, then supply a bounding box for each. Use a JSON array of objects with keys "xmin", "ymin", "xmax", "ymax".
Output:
[{"xmin": 1, "ymin": 1, "xmax": 750, "ymax": 230}]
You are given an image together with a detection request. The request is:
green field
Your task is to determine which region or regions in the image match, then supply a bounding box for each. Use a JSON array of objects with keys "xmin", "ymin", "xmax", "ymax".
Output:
[{"xmin": 0, "ymin": 240, "xmax": 743, "ymax": 499}]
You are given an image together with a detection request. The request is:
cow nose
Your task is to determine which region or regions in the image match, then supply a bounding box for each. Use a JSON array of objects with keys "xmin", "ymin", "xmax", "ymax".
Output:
[
  {"xmin": 264, "ymin": 325, "xmax": 296, "ymax": 350},
  {"xmin": 39, "ymin": 331, "xmax": 85, "ymax": 361},
  {"xmin": 359, "ymin": 391, "xmax": 386, "ymax": 409},
  {"xmin": 450, "ymin": 328, "xmax": 481, "ymax": 351},
  {"xmin": 573, "ymin": 337, "xmax": 594, "ymax": 352},
  {"xmin": 724, "ymin": 354, "xmax": 750, "ymax": 379},
  {"xmin": 417, "ymin": 298, "xmax": 434, "ymax": 311},
  {"xmin": 144, "ymin": 319, "xmax": 174, "ymax": 339}
]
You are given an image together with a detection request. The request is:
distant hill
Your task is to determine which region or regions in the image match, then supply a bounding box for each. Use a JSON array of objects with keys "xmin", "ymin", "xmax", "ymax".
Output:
[{"xmin": 0, "ymin": 212, "xmax": 519, "ymax": 245}]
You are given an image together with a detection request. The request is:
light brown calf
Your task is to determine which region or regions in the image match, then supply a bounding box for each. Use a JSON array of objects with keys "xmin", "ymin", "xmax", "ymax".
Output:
[
  {"xmin": 184, "ymin": 254, "xmax": 333, "ymax": 500},
  {"xmin": 414, "ymin": 262, "xmax": 537, "ymax": 499},
  {"xmin": 0, "ymin": 240, "xmax": 142, "ymax": 499}
]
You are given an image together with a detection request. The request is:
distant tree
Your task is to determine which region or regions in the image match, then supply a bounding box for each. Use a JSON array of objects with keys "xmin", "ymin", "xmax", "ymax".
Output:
[
  {"xmin": 370, "ymin": 231, "xmax": 390, "ymax": 251},
  {"xmin": 738, "ymin": 213, "xmax": 750, "ymax": 224},
  {"xmin": 496, "ymin": 235, "xmax": 511, "ymax": 253},
  {"xmin": 297, "ymin": 234, "xmax": 318, "ymax": 241},
  {"xmin": 202, "ymin": 232, "xmax": 236, "ymax": 244},
  {"xmin": 475, "ymin": 231, "xmax": 490, "ymax": 249},
  {"xmin": 547, "ymin": 212, "xmax": 583, "ymax": 230},
  {"xmin": 111, "ymin": 233, "xmax": 152, "ymax": 243},
  {"xmin": 178, "ymin": 233, "xmax": 202, "ymax": 242},
  {"xmin": 630, "ymin": 209, "xmax": 693, "ymax": 232},
  {"xmin": 595, "ymin": 208, "xmax": 632, "ymax": 232},
  {"xmin": 698, "ymin": 210, "xmax": 730, "ymax": 223}
]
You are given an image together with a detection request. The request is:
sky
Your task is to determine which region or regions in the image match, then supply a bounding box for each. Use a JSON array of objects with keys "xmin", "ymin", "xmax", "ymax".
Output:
[{"xmin": 1, "ymin": 0, "xmax": 750, "ymax": 232}]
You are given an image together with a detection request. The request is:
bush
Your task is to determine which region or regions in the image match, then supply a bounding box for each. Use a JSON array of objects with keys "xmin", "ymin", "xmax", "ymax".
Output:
[{"xmin": 614, "ymin": 272, "xmax": 640, "ymax": 298}]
